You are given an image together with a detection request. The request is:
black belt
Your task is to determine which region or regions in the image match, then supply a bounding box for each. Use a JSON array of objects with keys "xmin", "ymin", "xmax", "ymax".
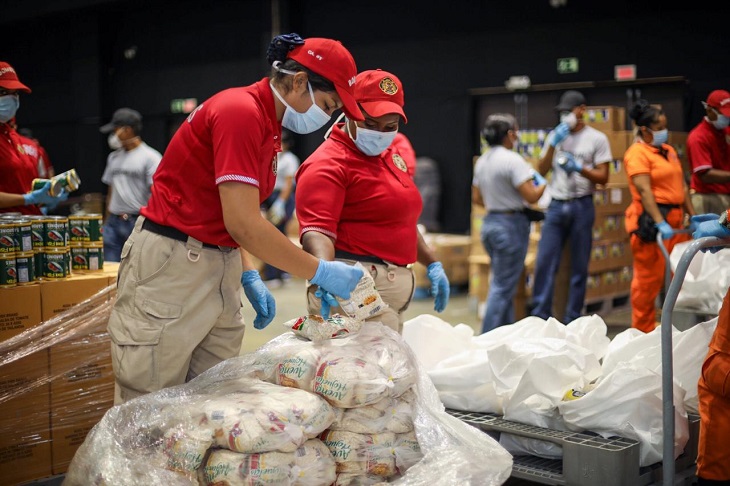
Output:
[
  {"xmin": 142, "ymin": 218, "xmax": 233, "ymax": 251},
  {"xmin": 488, "ymin": 209, "xmax": 525, "ymax": 214},
  {"xmin": 552, "ymin": 194, "xmax": 594, "ymax": 202},
  {"xmin": 112, "ymin": 213, "xmax": 139, "ymax": 221},
  {"xmin": 335, "ymin": 249, "xmax": 386, "ymax": 265}
]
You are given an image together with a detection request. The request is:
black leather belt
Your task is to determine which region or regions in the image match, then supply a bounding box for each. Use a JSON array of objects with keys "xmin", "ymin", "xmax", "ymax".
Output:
[
  {"xmin": 488, "ymin": 209, "xmax": 525, "ymax": 214},
  {"xmin": 552, "ymin": 194, "xmax": 594, "ymax": 202},
  {"xmin": 142, "ymin": 218, "xmax": 233, "ymax": 251},
  {"xmin": 113, "ymin": 213, "xmax": 139, "ymax": 221},
  {"xmin": 335, "ymin": 249, "xmax": 386, "ymax": 265}
]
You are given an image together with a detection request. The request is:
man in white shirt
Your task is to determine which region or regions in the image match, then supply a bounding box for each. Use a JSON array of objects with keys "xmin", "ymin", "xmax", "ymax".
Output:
[{"xmin": 100, "ymin": 107, "xmax": 162, "ymax": 261}]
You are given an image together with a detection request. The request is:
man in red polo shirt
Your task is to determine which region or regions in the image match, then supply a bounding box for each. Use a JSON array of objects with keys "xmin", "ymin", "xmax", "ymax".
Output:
[
  {"xmin": 687, "ymin": 89, "xmax": 730, "ymax": 214},
  {"xmin": 295, "ymin": 69, "xmax": 450, "ymax": 333},
  {"xmin": 0, "ymin": 61, "xmax": 67, "ymax": 215}
]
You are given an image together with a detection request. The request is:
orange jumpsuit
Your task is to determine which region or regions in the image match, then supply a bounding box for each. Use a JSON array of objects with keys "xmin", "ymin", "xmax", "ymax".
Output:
[
  {"xmin": 624, "ymin": 141, "xmax": 690, "ymax": 333},
  {"xmin": 696, "ymin": 288, "xmax": 730, "ymax": 481}
]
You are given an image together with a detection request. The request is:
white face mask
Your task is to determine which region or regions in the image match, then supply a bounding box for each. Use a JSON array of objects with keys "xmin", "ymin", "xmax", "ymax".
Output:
[
  {"xmin": 560, "ymin": 111, "xmax": 578, "ymax": 129},
  {"xmin": 350, "ymin": 123, "xmax": 398, "ymax": 156},
  {"xmin": 271, "ymin": 81, "xmax": 331, "ymax": 134},
  {"xmin": 107, "ymin": 132, "xmax": 122, "ymax": 150}
]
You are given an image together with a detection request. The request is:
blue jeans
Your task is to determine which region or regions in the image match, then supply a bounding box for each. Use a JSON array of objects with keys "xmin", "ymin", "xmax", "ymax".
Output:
[
  {"xmin": 530, "ymin": 196, "xmax": 595, "ymax": 323},
  {"xmin": 103, "ymin": 215, "xmax": 138, "ymax": 262},
  {"xmin": 481, "ymin": 212, "xmax": 531, "ymax": 333}
]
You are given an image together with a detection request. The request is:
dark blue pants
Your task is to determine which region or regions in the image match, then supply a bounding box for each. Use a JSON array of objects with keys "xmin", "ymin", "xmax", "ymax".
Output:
[
  {"xmin": 103, "ymin": 215, "xmax": 138, "ymax": 263},
  {"xmin": 530, "ymin": 196, "xmax": 595, "ymax": 323},
  {"xmin": 481, "ymin": 212, "xmax": 531, "ymax": 333}
]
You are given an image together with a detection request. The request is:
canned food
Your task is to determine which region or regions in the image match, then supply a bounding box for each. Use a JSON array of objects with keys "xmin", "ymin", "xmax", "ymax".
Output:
[
  {"xmin": 68, "ymin": 215, "xmax": 89, "ymax": 244},
  {"xmin": 64, "ymin": 249, "xmax": 72, "ymax": 278},
  {"xmin": 32, "ymin": 178, "xmax": 62, "ymax": 196},
  {"xmin": 70, "ymin": 246, "xmax": 88, "ymax": 272},
  {"xmin": 0, "ymin": 220, "xmax": 16, "ymax": 254},
  {"xmin": 15, "ymin": 251, "xmax": 35, "ymax": 285},
  {"xmin": 42, "ymin": 249, "xmax": 68, "ymax": 279},
  {"xmin": 86, "ymin": 243, "xmax": 104, "ymax": 271},
  {"xmin": 0, "ymin": 253, "xmax": 17, "ymax": 287},
  {"xmin": 28, "ymin": 215, "xmax": 46, "ymax": 249},
  {"xmin": 44, "ymin": 216, "xmax": 68, "ymax": 248},
  {"xmin": 85, "ymin": 214, "xmax": 104, "ymax": 242},
  {"xmin": 14, "ymin": 218, "xmax": 33, "ymax": 253},
  {"xmin": 65, "ymin": 168, "xmax": 81, "ymax": 191},
  {"xmin": 34, "ymin": 249, "xmax": 43, "ymax": 280}
]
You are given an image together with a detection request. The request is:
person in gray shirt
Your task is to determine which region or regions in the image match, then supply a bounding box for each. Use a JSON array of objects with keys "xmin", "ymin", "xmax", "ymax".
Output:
[
  {"xmin": 472, "ymin": 113, "xmax": 546, "ymax": 333},
  {"xmin": 100, "ymin": 108, "xmax": 162, "ymax": 261},
  {"xmin": 529, "ymin": 91, "xmax": 612, "ymax": 323}
]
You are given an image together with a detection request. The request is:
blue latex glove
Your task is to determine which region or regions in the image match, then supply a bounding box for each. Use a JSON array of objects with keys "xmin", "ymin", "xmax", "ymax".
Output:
[
  {"xmin": 655, "ymin": 220, "xmax": 674, "ymax": 240},
  {"xmin": 427, "ymin": 262, "xmax": 450, "ymax": 312},
  {"xmin": 23, "ymin": 181, "xmax": 67, "ymax": 207},
  {"xmin": 693, "ymin": 218, "xmax": 730, "ymax": 253},
  {"xmin": 530, "ymin": 170, "xmax": 546, "ymax": 187},
  {"xmin": 44, "ymin": 188, "xmax": 68, "ymax": 211},
  {"xmin": 310, "ymin": 260, "xmax": 363, "ymax": 301},
  {"xmin": 314, "ymin": 287, "xmax": 339, "ymax": 320},
  {"xmin": 269, "ymin": 198, "xmax": 286, "ymax": 224},
  {"xmin": 549, "ymin": 122, "xmax": 570, "ymax": 147},
  {"xmin": 559, "ymin": 153, "xmax": 583, "ymax": 174},
  {"xmin": 241, "ymin": 270, "xmax": 276, "ymax": 329},
  {"xmin": 689, "ymin": 213, "xmax": 720, "ymax": 232}
]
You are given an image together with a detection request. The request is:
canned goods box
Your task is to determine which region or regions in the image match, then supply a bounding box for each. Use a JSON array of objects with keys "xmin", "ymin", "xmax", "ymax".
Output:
[{"xmin": 0, "ymin": 269, "xmax": 118, "ymax": 481}]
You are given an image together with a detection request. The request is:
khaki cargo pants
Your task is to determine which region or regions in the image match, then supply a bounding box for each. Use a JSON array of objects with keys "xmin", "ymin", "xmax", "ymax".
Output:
[
  {"xmin": 108, "ymin": 217, "xmax": 245, "ymax": 404},
  {"xmin": 306, "ymin": 259, "xmax": 415, "ymax": 333}
]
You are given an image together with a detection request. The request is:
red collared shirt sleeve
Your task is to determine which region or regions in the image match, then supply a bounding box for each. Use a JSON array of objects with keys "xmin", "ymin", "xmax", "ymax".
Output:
[{"xmin": 295, "ymin": 147, "xmax": 347, "ymax": 241}]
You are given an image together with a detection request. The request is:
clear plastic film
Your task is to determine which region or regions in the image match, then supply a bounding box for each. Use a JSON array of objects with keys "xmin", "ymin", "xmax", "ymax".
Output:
[
  {"xmin": 63, "ymin": 321, "xmax": 513, "ymax": 485},
  {"xmin": 0, "ymin": 276, "xmax": 116, "ymax": 482}
]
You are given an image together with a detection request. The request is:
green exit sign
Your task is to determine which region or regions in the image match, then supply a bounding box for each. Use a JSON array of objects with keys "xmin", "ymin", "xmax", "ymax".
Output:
[
  {"xmin": 557, "ymin": 57, "xmax": 579, "ymax": 74},
  {"xmin": 170, "ymin": 98, "xmax": 198, "ymax": 114}
]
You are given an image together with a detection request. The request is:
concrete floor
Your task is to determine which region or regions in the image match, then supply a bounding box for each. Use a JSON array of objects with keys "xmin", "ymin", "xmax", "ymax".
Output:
[{"xmin": 239, "ymin": 276, "xmax": 635, "ymax": 355}]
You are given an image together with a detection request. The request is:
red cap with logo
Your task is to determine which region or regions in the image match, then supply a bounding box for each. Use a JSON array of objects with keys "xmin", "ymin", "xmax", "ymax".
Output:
[
  {"xmin": 354, "ymin": 69, "xmax": 407, "ymax": 123},
  {"xmin": 287, "ymin": 38, "xmax": 363, "ymax": 121},
  {"xmin": 706, "ymin": 90, "xmax": 730, "ymax": 117},
  {"xmin": 0, "ymin": 62, "xmax": 31, "ymax": 93}
]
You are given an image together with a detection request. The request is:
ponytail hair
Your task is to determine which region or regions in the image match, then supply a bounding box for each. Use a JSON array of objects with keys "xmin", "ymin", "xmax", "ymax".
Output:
[{"xmin": 629, "ymin": 99, "xmax": 662, "ymax": 128}]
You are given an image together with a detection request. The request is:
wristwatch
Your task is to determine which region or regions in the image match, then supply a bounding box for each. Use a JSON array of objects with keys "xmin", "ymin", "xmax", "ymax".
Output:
[{"xmin": 720, "ymin": 209, "xmax": 730, "ymax": 230}]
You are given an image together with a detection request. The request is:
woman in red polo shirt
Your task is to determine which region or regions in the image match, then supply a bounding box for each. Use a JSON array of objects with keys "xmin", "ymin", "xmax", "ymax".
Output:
[
  {"xmin": 295, "ymin": 69, "xmax": 450, "ymax": 333},
  {"xmin": 624, "ymin": 99, "xmax": 694, "ymax": 333},
  {"xmin": 107, "ymin": 34, "xmax": 365, "ymax": 404}
]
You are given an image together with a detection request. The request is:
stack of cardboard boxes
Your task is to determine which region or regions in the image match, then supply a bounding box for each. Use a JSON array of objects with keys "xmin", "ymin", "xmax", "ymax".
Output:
[
  {"xmin": 0, "ymin": 264, "xmax": 118, "ymax": 484},
  {"xmin": 413, "ymin": 232, "xmax": 471, "ymax": 291}
]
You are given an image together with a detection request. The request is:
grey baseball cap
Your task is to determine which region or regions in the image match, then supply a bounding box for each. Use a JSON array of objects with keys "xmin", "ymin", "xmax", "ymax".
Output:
[
  {"xmin": 555, "ymin": 90, "xmax": 586, "ymax": 111},
  {"xmin": 100, "ymin": 108, "xmax": 142, "ymax": 133}
]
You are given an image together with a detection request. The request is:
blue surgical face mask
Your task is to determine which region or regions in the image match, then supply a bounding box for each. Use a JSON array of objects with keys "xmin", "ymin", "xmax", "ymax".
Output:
[
  {"xmin": 271, "ymin": 81, "xmax": 331, "ymax": 134},
  {"xmin": 0, "ymin": 94, "xmax": 19, "ymax": 123},
  {"xmin": 650, "ymin": 128, "xmax": 668, "ymax": 147},
  {"xmin": 351, "ymin": 124, "xmax": 398, "ymax": 156},
  {"xmin": 712, "ymin": 114, "xmax": 730, "ymax": 130}
]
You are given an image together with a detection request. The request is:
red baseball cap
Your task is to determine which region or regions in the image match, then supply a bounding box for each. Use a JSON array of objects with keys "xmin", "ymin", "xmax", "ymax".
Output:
[
  {"xmin": 287, "ymin": 38, "xmax": 363, "ymax": 121},
  {"xmin": 0, "ymin": 62, "xmax": 31, "ymax": 93},
  {"xmin": 354, "ymin": 69, "xmax": 407, "ymax": 123},
  {"xmin": 706, "ymin": 90, "xmax": 730, "ymax": 117}
]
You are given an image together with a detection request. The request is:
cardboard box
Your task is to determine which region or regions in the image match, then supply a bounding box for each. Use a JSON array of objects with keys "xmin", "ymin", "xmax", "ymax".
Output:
[
  {"xmin": 589, "ymin": 238, "xmax": 632, "ymax": 273},
  {"xmin": 583, "ymin": 106, "xmax": 626, "ymax": 132},
  {"xmin": 0, "ymin": 285, "xmax": 52, "ymax": 484},
  {"xmin": 605, "ymin": 130, "xmax": 634, "ymax": 161},
  {"xmin": 594, "ymin": 183, "xmax": 631, "ymax": 215},
  {"xmin": 40, "ymin": 274, "xmax": 115, "ymax": 474},
  {"xmin": 592, "ymin": 213, "xmax": 627, "ymax": 241}
]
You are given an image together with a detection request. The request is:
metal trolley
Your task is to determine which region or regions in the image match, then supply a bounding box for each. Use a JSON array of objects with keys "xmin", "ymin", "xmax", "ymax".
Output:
[{"xmin": 658, "ymin": 233, "xmax": 730, "ymax": 486}]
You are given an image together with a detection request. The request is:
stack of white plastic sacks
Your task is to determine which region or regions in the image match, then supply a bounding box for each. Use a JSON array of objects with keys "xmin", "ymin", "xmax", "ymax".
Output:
[{"xmin": 403, "ymin": 313, "xmax": 713, "ymax": 467}]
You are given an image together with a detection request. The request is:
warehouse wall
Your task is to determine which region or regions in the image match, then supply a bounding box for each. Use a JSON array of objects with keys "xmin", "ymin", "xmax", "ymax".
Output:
[{"xmin": 3, "ymin": 0, "xmax": 728, "ymax": 232}]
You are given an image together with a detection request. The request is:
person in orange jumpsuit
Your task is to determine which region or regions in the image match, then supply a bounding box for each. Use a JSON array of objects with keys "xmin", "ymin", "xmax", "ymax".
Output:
[
  {"xmin": 691, "ymin": 208, "xmax": 730, "ymax": 485},
  {"xmin": 624, "ymin": 99, "xmax": 694, "ymax": 333}
]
